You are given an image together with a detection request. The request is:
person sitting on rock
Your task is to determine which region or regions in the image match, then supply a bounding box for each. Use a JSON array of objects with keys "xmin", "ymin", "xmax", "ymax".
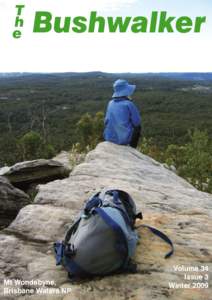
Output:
[{"xmin": 104, "ymin": 79, "xmax": 141, "ymax": 148}]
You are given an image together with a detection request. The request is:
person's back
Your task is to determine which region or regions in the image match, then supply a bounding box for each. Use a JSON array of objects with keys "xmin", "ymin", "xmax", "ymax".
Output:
[{"xmin": 104, "ymin": 79, "xmax": 141, "ymax": 148}]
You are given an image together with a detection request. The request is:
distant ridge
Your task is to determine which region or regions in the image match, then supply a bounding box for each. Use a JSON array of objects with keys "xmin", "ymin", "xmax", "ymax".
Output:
[{"xmin": 0, "ymin": 72, "xmax": 212, "ymax": 81}]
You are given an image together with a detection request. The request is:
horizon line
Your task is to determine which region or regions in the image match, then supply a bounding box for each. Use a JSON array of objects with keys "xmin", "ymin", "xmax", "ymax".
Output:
[{"xmin": 0, "ymin": 71, "xmax": 212, "ymax": 74}]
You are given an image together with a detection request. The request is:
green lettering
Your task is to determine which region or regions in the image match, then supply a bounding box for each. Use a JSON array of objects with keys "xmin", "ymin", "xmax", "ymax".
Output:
[
  {"xmin": 13, "ymin": 30, "xmax": 21, "ymax": 39},
  {"xmin": 72, "ymin": 16, "xmax": 87, "ymax": 33},
  {"xmin": 159, "ymin": 11, "xmax": 175, "ymax": 33},
  {"xmin": 16, "ymin": 5, "xmax": 25, "ymax": 16},
  {"xmin": 88, "ymin": 11, "xmax": 105, "ymax": 32},
  {"xmin": 108, "ymin": 16, "xmax": 131, "ymax": 33},
  {"xmin": 54, "ymin": 17, "xmax": 71, "ymax": 33},
  {"xmin": 150, "ymin": 11, "xmax": 158, "ymax": 32},
  {"xmin": 194, "ymin": 16, "xmax": 206, "ymax": 32},
  {"xmin": 15, "ymin": 16, "xmax": 24, "ymax": 27},
  {"xmin": 33, "ymin": 11, "xmax": 52, "ymax": 33},
  {"xmin": 131, "ymin": 16, "xmax": 147, "ymax": 33},
  {"xmin": 176, "ymin": 17, "xmax": 192, "ymax": 33}
]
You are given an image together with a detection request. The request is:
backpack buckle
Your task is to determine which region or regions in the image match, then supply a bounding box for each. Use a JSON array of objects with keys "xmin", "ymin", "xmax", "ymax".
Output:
[
  {"xmin": 84, "ymin": 194, "xmax": 102, "ymax": 215},
  {"xmin": 65, "ymin": 243, "xmax": 77, "ymax": 258},
  {"xmin": 136, "ymin": 212, "xmax": 143, "ymax": 220}
]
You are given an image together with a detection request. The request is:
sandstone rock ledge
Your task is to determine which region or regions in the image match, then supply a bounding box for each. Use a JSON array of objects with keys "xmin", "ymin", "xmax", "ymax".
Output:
[
  {"xmin": 0, "ymin": 142, "xmax": 211, "ymax": 300},
  {"xmin": 3, "ymin": 159, "xmax": 71, "ymax": 191}
]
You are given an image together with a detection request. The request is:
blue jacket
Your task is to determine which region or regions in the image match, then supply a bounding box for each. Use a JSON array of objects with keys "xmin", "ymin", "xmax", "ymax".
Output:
[{"xmin": 104, "ymin": 97, "xmax": 141, "ymax": 145}]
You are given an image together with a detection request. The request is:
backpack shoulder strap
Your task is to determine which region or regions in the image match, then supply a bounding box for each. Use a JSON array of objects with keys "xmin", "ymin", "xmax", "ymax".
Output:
[
  {"xmin": 54, "ymin": 241, "xmax": 65, "ymax": 265},
  {"xmin": 64, "ymin": 192, "xmax": 102, "ymax": 245},
  {"xmin": 64, "ymin": 217, "xmax": 81, "ymax": 244},
  {"xmin": 104, "ymin": 190, "xmax": 143, "ymax": 228},
  {"xmin": 94, "ymin": 207, "xmax": 129, "ymax": 264},
  {"xmin": 54, "ymin": 218, "xmax": 81, "ymax": 265},
  {"xmin": 84, "ymin": 192, "xmax": 102, "ymax": 214},
  {"xmin": 137, "ymin": 224, "xmax": 174, "ymax": 259}
]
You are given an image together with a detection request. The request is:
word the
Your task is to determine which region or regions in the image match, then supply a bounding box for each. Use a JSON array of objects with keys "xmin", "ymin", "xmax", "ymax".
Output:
[{"xmin": 13, "ymin": 5, "xmax": 25, "ymax": 38}]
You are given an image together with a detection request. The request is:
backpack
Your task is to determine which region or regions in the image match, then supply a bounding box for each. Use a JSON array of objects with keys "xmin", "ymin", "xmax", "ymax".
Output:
[{"xmin": 54, "ymin": 189, "xmax": 174, "ymax": 279}]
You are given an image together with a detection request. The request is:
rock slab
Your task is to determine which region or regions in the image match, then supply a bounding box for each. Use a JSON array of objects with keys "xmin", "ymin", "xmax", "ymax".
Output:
[
  {"xmin": 0, "ymin": 142, "xmax": 211, "ymax": 300},
  {"xmin": 0, "ymin": 176, "xmax": 29, "ymax": 229},
  {"xmin": 3, "ymin": 159, "xmax": 71, "ymax": 190}
]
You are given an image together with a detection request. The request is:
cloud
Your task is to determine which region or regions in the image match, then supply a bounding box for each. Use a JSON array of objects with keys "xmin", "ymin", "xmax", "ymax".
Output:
[
  {"xmin": 0, "ymin": 1, "xmax": 6, "ymax": 8},
  {"xmin": 39, "ymin": 0, "xmax": 139, "ymax": 13},
  {"xmin": 92, "ymin": 0, "xmax": 138, "ymax": 11}
]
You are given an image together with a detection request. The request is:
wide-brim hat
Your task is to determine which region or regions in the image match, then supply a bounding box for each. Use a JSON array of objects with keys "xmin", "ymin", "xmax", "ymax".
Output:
[{"xmin": 112, "ymin": 79, "xmax": 136, "ymax": 98}]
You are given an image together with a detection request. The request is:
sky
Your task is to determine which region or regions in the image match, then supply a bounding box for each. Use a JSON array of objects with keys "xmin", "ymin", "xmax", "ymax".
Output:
[{"xmin": 0, "ymin": 0, "xmax": 211, "ymax": 73}]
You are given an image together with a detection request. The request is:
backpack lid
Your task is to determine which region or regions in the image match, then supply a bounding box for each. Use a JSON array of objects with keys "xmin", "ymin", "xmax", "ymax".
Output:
[{"xmin": 99, "ymin": 189, "xmax": 142, "ymax": 224}]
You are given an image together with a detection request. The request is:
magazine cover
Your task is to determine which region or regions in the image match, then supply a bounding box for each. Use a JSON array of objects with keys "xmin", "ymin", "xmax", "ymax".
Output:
[{"xmin": 0, "ymin": 0, "xmax": 211, "ymax": 299}]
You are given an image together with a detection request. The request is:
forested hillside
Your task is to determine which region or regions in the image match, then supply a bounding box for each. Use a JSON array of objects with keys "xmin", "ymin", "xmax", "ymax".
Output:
[{"xmin": 0, "ymin": 72, "xmax": 212, "ymax": 166}]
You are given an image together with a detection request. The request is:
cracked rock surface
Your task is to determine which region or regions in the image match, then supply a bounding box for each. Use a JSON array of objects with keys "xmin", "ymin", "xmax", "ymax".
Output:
[{"xmin": 0, "ymin": 142, "xmax": 211, "ymax": 300}]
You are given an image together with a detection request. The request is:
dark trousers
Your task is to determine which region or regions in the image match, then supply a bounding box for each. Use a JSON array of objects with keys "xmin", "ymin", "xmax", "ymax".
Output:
[{"xmin": 130, "ymin": 126, "xmax": 141, "ymax": 148}]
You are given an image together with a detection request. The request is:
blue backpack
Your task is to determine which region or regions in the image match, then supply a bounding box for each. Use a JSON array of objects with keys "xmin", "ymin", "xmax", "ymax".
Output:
[{"xmin": 54, "ymin": 189, "xmax": 174, "ymax": 279}]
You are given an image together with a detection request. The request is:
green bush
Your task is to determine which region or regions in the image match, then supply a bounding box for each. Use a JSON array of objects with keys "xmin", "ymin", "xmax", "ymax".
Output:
[
  {"xmin": 17, "ymin": 131, "xmax": 56, "ymax": 161},
  {"xmin": 17, "ymin": 131, "xmax": 43, "ymax": 160},
  {"xmin": 141, "ymin": 129, "xmax": 212, "ymax": 193},
  {"xmin": 76, "ymin": 111, "xmax": 104, "ymax": 151},
  {"xmin": 177, "ymin": 129, "xmax": 212, "ymax": 192}
]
